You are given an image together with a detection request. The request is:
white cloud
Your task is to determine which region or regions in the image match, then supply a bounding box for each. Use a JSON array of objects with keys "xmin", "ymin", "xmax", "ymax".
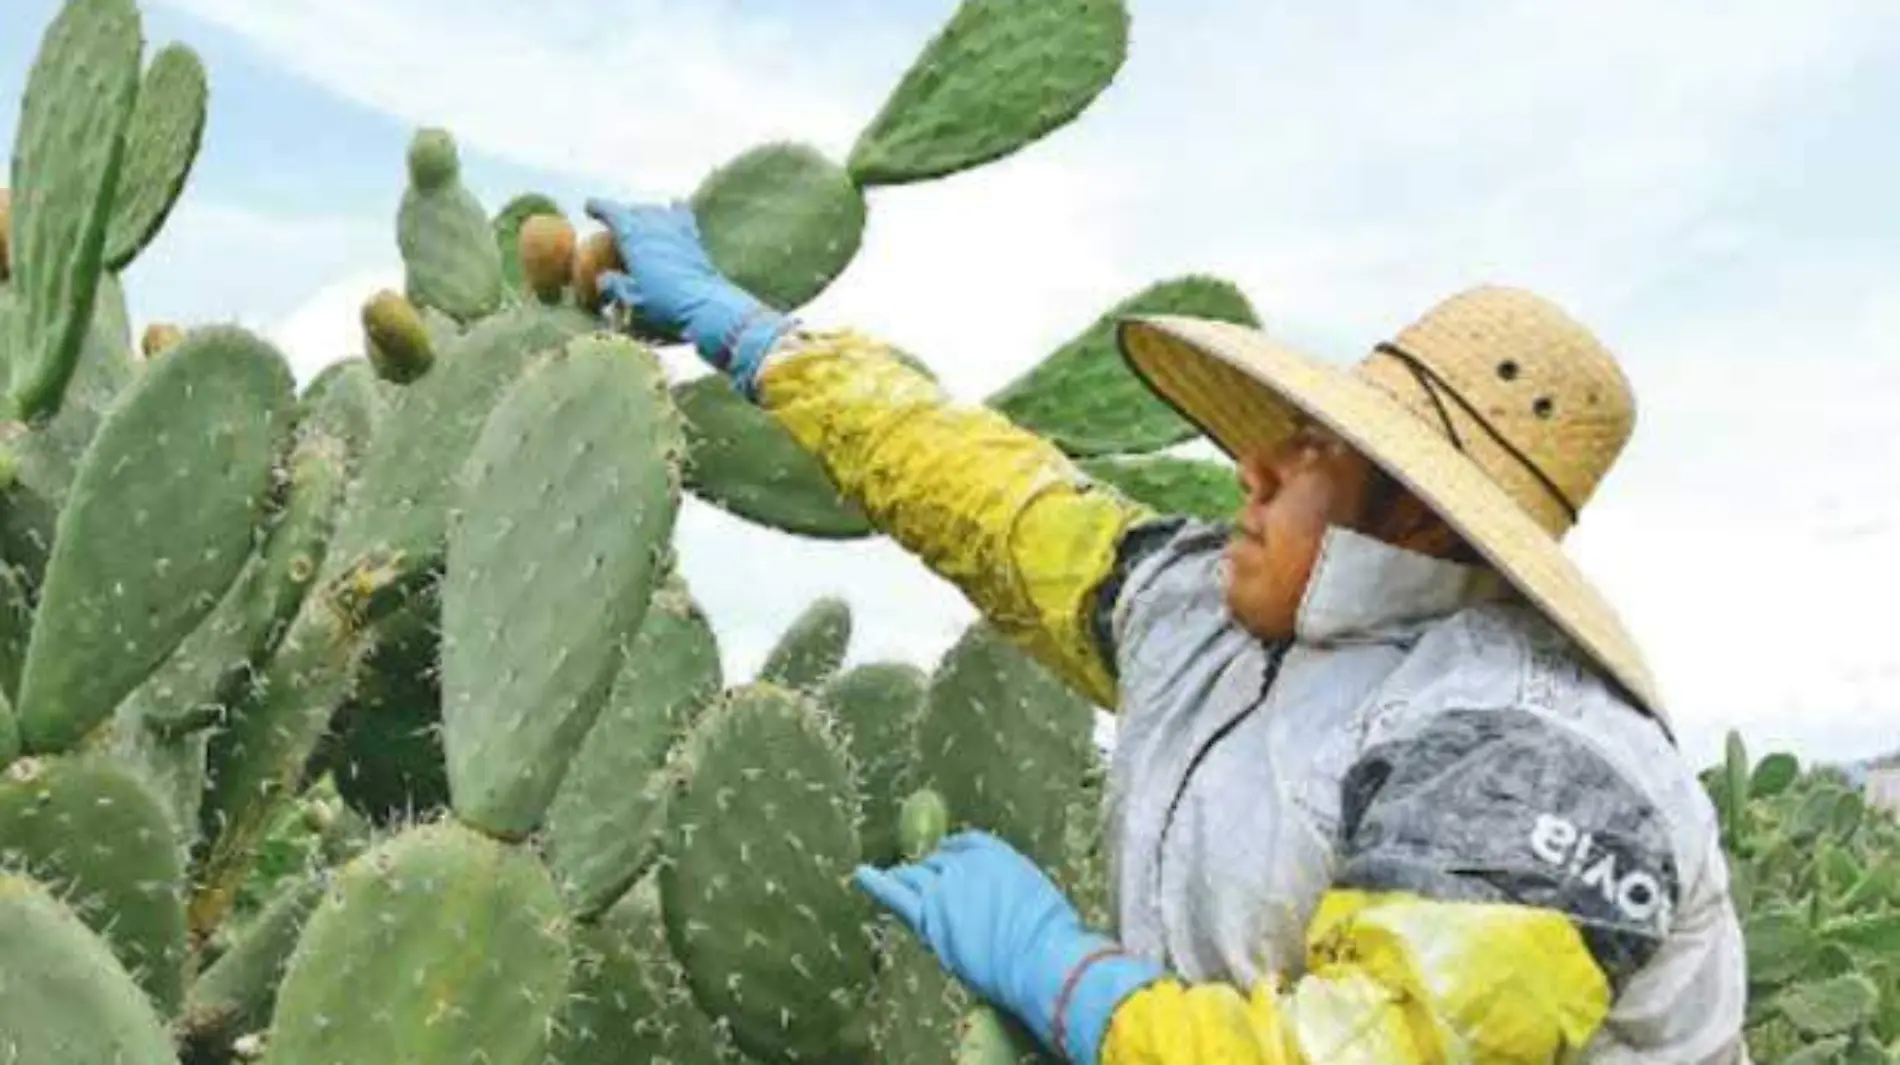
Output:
[{"xmin": 170, "ymin": 0, "xmax": 1900, "ymax": 770}]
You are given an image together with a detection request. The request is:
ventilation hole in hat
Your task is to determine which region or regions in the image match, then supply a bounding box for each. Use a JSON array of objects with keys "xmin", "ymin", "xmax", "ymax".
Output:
[
  {"xmin": 1497, "ymin": 360, "xmax": 1520, "ymax": 380},
  {"xmin": 1533, "ymin": 397, "xmax": 1555, "ymax": 419}
]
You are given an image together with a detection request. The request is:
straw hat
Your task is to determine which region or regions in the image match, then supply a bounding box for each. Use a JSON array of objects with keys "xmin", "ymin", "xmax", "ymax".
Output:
[{"xmin": 1116, "ymin": 285, "xmax": 1667, "ymax": 724}]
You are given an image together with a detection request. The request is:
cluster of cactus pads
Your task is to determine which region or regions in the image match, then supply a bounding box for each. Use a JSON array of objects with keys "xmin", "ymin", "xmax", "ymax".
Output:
[{"xmin": 2, "ymin": 2, "xmax": 1895, "ymax": 1065}]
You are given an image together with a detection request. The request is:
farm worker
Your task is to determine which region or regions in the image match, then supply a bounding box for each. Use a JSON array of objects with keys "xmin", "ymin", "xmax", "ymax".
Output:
[{"xmin": 585, "ymin": 198, "xmax": 1750, "ymax": 1064}]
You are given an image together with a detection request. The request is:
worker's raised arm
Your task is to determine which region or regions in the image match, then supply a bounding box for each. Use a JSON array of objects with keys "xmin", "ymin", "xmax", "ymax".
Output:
[{"xmin": 585, "ymin": 198, "xmax": 1164, "ymax": 707}]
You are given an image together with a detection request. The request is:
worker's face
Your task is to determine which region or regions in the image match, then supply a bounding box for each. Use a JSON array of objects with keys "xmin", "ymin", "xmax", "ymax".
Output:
[{"xmin": 1224, "ymin": 420, "xmax": 1462, "ymax": 640}]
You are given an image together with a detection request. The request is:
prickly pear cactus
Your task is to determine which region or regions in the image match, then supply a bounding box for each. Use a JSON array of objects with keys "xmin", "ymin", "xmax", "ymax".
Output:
[
  {"xmin": 397, "ymin": 127, "xmax": 505, "ymax": 323},
  {"xmin": 693, "ymin": 141, "xmax": 867, "ymax": 311},
  {"xmin": 103, "ymin": 40, "xmax": 207, "ymax": 271},
  {"xmin": 758, "ymin": 594, "xmax": 854, "ymax": 690}
]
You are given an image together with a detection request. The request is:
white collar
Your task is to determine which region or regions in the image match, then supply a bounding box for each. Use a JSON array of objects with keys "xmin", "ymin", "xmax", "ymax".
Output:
[{"xmin": 1293, "ymin": 525, "xmax": 1509, "ymax": 643}]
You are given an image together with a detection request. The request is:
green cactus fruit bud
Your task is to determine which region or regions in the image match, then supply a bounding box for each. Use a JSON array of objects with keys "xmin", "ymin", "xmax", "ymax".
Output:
[
  {"xmin": 870, "ymin": 931, "xmax": 973, "ymax": 1065},
  {"xmin": 1078, "ymin": 454, "xmax": 1242, "ymax": 521},
  {"xmin": 139, "ymin": 321, "xmax": 184, "ymax": 357},
  {"xmin": 759, "ymin": 595, "xmax": 853, "ymax": 690},
  {"xmin": 492, "ymin": 191, "xmax": 563, "ymax": 296},
  {"xmin": 116, "ymin": 428, "xmax": 350, "ymax": 739},
  {"xmin": 847, "ymin": 0, "xmax": 1129, "ymax": 186},
  {"xmin": 674, "ymin": 374, "xmax": 874, "ymax": 537},
  {"xmin": 693, "ymin": 141, "xmax": 866, "ymax": 312},
  {"xmin": 552, "ymin": 877, "xmax": 730, "ymax": 1065},
  {"xmin": 361, "ymin": 288, "xmax": 435, "ymax": 384},
  {"xmin": 917, "ymin": 623, "xmax": 1099, "ymax": 873},
  {"xmin": 324, "ymin": 593, "xmax": 447, "ymax": 826},
  {"xmin": 318, "ymin": 303, "xmax": 596, "ymax": 589},
  {"xmin": 518, "ymin": 213, "xmax": 576, "ymax": 304},
  {"xmin": 180, "ymin": 870, "xmax": 328, "ymax": 1056},
  {"xmin": 0, "ymin": 870, "xmax": 177, "ymax": 1065},
  {"xmin": 899, "ymin": 787, "xmax": 951, "ymax": 861},
  {"xmin": 5, "ymin": 0, "xmax": 142, "ymax": 423},
  {"xmin": 989, "ymin": 276, "xmax": 1260, "ymax": 456},
  {"xmin": 193, "ymin": 558, "xmax": 404, "ymax": 940},
  {"xmin": 546, "ymin": 573, "xmax": 722, "ymax": 918},
  {"xmin": 405, "ymin": 126, "xmax": 459, "ymax": 190},
  {"xmin": 398, "ymin": 127, "xmax": 504, "ymax": 323},
  {"xmin": 16, "ymin": 324, "xmax": 295, "ymax": 754},
  {"xmin": 660, "ymin": 683, "xmax": 877, "ymax": 1064},
  {"xmin": 824, "ymin": 663, "xmax": 930, "ymax": 864},
  {"xmin": 104, "ymin": 42, "xmax": 209, "ymax": 271},
  {"xmin": 442, "ymin": 334, "xmax": 683, "ymax": 840},
  {"xmin": 0, "ymin": 755, "xmax": 189, "ymax": 1013},
  {"xmin": 0, "ymin": 273, "xmax": 140, "ymax": 588},
  {"xmin": 267, "ymin": 821, "xmax": 570, "ymax": 1065}
]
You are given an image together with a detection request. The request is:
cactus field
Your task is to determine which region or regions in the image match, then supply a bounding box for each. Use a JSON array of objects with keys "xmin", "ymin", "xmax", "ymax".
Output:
[{"xmin": 0, "ymin": 0, "xmax": 1894, "ymax": 1063}]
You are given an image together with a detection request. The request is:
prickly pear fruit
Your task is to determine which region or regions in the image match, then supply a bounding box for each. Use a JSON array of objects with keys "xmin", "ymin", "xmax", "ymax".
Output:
[
  {"xmin": 545, "ymin": 572, "xmax": 721, "ymax": 918},
  {"xmin": 660, "ymin": 683, "xmax": 877, "ymax": 1064},
  {"xmin": 758, "ymin": 595, "xmax": 853, "ymax": 690},
  {"xmin": 674, "ymin": 374, "xmax": 875, "ymax": 538},
  {"xmin": 989, "ymin": 276, "xmax": 1260, "ymax": 456},
  {"xmin": 826, "ymin": 663, "xmax": 930, "ymax": 864},
  {"xmin": 104, "ymin": 41, "xmax": 209, "ymax": 271},
  {"xmin": 140, "ymin": 321, "xmax": 183, "ymax": 357},
  {"xmin": 0, "ymin": 755, "xmax": 188, "ymax": 1013},
  {"xmin": 361, "ymin": 288, "xmax": 434, "ymax": 383},
  {"xmin": 6, "ymin": 0, "xmax": 142, "ymax": 422},
  {"xmin": 493, "ymin": 191, "xmax": 563, "ymax": 295},
  {"xmin": 916, "ymin": 623, "xmax": 1098, "ymax": 873},
  {"xmin": 1079, "ymin": 454, "xmax": 1242, "ymax": 521},
  {"xmin": 693, "ymin": 141, "xmax": 866, "ymax": 311},
  {"xmin": 266, "ymin": 820, "xmax": 571, "ymax": 1065},
  {"xmin": 0, "ymin": 870, "xmax": 177, "ymax": 1065},
  {"xmin": 848, "ymin": 0, "xmax": 1129, "ymax": 186},
  {"xmin": 318, "ymin": 303, "xmax": 596, "ymax": 588},
  {"xmin": 899, "ymin": 787, "xmax": 951, "ymax": 859},
  {"xmin": 398, "ymin": 126, "xmax": 505, "ymax": 323},
  {"xmin": 442, "ymin": 334, "xmax": 683, "ymax": 840},
  {"xmin": 572, "ymin": 228, "xmax": 622, "ymax": 310},
  {"xmin": 16, "ymin": 324, "xmax": 295, "ymax": 754},
  {"xmin": 518, "ymin": 213, "xmax": 576, "ymax": 303}
]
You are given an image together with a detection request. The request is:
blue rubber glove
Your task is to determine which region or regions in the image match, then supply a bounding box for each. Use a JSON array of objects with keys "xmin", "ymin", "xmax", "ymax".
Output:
[
  {"xmin": 853, "ymin": 831, "xmax": 1164, "ymax": 1064},
  {"xmin": 582, "ymin": 197, "xmax": 794, "ymax": 399}
]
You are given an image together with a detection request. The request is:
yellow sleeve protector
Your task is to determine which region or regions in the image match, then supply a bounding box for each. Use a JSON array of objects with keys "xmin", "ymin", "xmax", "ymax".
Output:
[
  {"xmin": 1100, "ymin": 889, "xmax": 1611, "ymax": 1064},
  {"xmin": 756, "ymin": 329, "xmax": 1154, "ymax": 708}
]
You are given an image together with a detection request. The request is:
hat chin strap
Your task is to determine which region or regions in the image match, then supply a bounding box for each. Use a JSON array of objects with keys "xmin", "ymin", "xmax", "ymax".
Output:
[{"xmin": 1370, "ymin": 342, "xmax": 1580, "ymax": 526}]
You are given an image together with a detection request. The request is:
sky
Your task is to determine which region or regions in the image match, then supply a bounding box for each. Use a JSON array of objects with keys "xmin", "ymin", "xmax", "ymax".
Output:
[{"xmin": 4, "ymin": 0, "xmax": 1899, "ymax": 771}]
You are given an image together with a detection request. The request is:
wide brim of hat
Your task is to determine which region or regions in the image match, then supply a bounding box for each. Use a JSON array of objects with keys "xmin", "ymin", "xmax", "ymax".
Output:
[{"xmin": 1116, "ymin": 313, "xmax": 1666, "ymax": 723}]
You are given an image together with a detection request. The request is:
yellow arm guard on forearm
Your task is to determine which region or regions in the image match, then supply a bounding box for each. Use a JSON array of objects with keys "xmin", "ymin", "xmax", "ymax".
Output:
[
  {"xmin": 1099, "ymin": 889, "xmax": 1613, "ymax": 1065},
  {"xmin": 755, "ymin": 329, "xmax": 1156, "ymax": 708}
]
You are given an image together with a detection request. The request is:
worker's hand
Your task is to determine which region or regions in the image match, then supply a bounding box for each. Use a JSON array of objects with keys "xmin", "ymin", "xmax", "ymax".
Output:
[
  {"xmin": 582, "ymin": 197, "xmax": 793, "ymax": 397},
  {"xmin": 853, "ymin": 831, "xmax": 1162, "ymax": 1063}
]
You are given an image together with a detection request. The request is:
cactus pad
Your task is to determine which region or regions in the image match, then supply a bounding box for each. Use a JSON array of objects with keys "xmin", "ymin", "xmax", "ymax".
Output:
[
  {"xmin": 493, "ymin": 191, "xmax": 564, "ymax": 295},
  {"xmin": 758, "ymin": 595, "xmax": 853, "ymax": 690},
  {"xmin": 181, "ymin": 871, "xmax": 328, "ymax": 1056},
  {"xmin": 847, "ymin": 0, "xmax": 1129, "ymax": 186},
  {"xmin": 553, "ymin": 880, "xmax": 729, "ymax": 1065},
  {"xmin": 16, "ymin": 324, "xmax": 294, "ymax": 753},
  {"xmin": 545, "ymin": 573, "xmax": 721, "ymax": 918},
  {"xmin": 916, "ymin": 623, "xmax": 1099, "ymax": 873},
  {"xmin": 871, "ymin": 932, "xmax": 975, "ymax": 1065},
  {"xmin": 5, "ymin": 0, "xmax": 142, "ymax": 422},
  {"xmin": 0, "ymin": 871, "xmax": 177, "ymax": 1065},
  {"xmin": 0, "ymin": 755, "xmax": 188, "ymax": 1012},
  {"xmin": 319, "ymin": 303, "xmax": 595, "ymax": 585},
  {"xmin": 826, "ymin": 663, "xmax": 930, "ymax": 865},
  {"xmin": 267, "ymin": 820, "xmax": 570, "ymax": 1065},
  {"xmin": 103, "ymin": 41, "xmax": 209, "ymax": 271},
  {"xmin": 659, "ymin": 683, "xmax": 877, "ymax": 1064},
  {"xmin": 693, "ymin": 142, "xmax": 866, "ymax": 311},
  {"xmin": 674, "ymin": 373, "xmax": 874, "ymax": 538},
  {"xmin": 988, "ymin": 276, "xmax": 1260, "ymax": 456},
  {"xmin": 1079, "ymin": 454, "xmax": 1241, "ymax": 520},
  {"xmin": 441, "ymin": 334, "xmax": 683, "ymax": 840},
  {"xmin": 398, "ymin": 127, "xmax": 505, "ymax": 323}
]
